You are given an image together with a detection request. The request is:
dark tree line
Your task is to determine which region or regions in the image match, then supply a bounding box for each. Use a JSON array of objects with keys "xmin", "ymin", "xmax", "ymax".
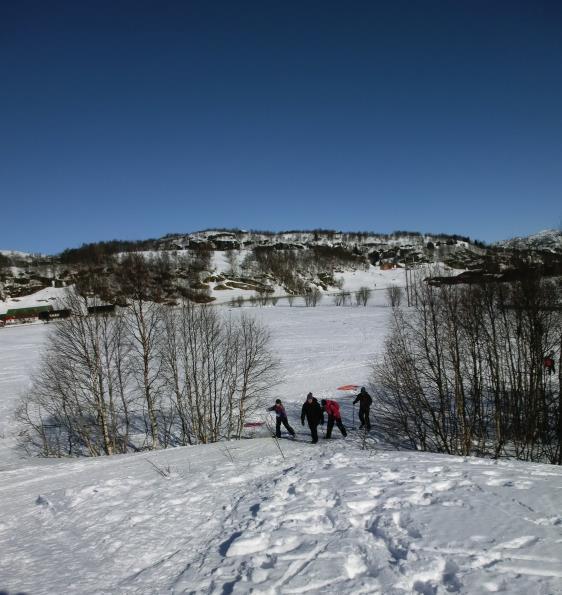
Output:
[
  {"xmin": 245, "ymin": 245, "xmax": 367, "ymax": 294},
  {"xmin": 71, "ymin": 250, "xmax": 213, "ymax": 305},
  {"xmin": 58, "ymin": 239, "xmax": 159, "ymax": 265},
  {"xmin": 374, "ymin": 273, "xmax": 562, "ymax": 464}
]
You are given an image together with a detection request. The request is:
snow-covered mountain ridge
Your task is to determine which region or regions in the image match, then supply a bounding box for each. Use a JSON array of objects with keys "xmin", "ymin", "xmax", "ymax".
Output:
[
  {"xmin": 495, "ymin": 229, "xmax": 562, "ymax": 252},
  {"xmin": 158, "ymin": 228, "xmax": 473, "ymax": 251},
  {"xmin": 1, "ymin": 228, "xmax": 561, "ymax": 305},
  {"xmin": 0, "ymin": 229, "xmax": 482, "ymax": 303}
]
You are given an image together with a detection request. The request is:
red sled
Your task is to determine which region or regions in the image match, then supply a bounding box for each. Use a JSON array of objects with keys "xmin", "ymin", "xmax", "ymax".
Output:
[{"xmin": 337, "ymin": 384, "xmax": 360, "ymax": 391}]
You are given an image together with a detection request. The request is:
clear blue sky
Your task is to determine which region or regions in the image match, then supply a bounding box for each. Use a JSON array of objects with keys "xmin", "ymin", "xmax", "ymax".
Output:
[{"xmin": 1, "ymin": 1, "xmax": 561, "ymax": 254}]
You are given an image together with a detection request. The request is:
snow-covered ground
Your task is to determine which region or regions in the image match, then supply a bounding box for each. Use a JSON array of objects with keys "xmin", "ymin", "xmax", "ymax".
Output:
[
  {"xmin": 0, "ymin": 285, "xmax": 70, "ymax": 316},
  {"xmin": 210, "ymin": 252, "xmax": 407, "ymax": 303},
  {"xmin": 1, "ymin": 293, "xmax": 562, "ymax": 594}
]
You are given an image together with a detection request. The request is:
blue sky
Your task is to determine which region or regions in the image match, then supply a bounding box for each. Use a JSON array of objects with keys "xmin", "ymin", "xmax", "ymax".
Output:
[{"xmin": 1, "ymin": 1, "xmax": 561, "ymax": 254}]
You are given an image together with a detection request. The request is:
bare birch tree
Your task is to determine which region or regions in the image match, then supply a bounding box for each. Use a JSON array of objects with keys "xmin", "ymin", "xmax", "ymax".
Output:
[
  {"xmin": 374, "ymin": 274, "xmax": 562, "ymax": 463},
  {"xmin": 17, "ymin": 291, "xmax": 132, "ymax": 456},
  {"xmin": 159, "ymin": 301, "xmax": 280, "ymax": 444}
]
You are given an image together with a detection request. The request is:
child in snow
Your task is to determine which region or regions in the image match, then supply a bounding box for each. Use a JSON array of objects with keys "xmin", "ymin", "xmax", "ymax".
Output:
[
  {"xmin": 301, "ymin": 393, "xmax": 324, "ymax": 444},
  {"xmin": 268, "ymin": 399, "xmax": 296, "ymax": 438},
  {"xmin": 353, "ymin": 387, "xmax": 373, "ymax": 430},
  {"xmin": 320, "ymin": 399, "xmax": 347, "ymax": 439}
]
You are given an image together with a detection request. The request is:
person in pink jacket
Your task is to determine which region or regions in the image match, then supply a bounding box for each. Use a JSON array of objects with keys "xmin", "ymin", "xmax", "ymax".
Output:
[
  {"xmin": 320, "ymin": 399, "xmax": 347, "ymax": 439},
  {"xmin": 268, "ymin": 399, "xmax": 296, "ymax": 438}
]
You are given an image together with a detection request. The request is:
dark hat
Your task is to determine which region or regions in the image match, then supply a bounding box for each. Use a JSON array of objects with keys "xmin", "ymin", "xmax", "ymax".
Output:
[
  {"xmin": 275, "ymin": 399, "xmax": 281, "ymax": 404},
  {"xmin": 361, "ymin": 386, "xmax": 365, "ymax": 391},
  {"xmin": 321, "ymin": 399, "xmax": 327, "ymax": 405},
  {"xmin": 307, "ymin": 392, "xmax": 313, "ymax": 399}
]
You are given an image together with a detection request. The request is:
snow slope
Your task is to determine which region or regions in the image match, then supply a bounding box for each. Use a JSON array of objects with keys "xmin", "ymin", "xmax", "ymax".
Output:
[
  {"xmin": 1, "ymin": 294, "xmax": 562, "ymax": 594},
  {"xmin": 1, "ymin": 437, "xmax": 562, "ymax": 594},
  {"xmin": 0, "ymin": 286, "xmax": 70, "ymax": 316}
]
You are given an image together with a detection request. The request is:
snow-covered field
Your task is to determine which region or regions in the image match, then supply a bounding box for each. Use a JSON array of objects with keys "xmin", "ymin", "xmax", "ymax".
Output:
[
  {"xmin": 1, "ymin": 293, "xmax": 562, "ymax": 594},
  {"xmin": 0, "ymin": 285, "xmax": 70, "ymax": 316}
]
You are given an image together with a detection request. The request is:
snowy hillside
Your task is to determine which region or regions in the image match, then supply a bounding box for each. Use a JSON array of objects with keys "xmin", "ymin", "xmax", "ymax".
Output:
[
  {"xmin": 495, "ymin": 229, "xmax": 562, "ymax": 252},
  {"xmin": 2, "ymin": 436, "xmax": 562, "ymax": 594},
  {"xmin": 0, "ymin": 262, "xmax": 409, "ymax": 313},
  {"xmin": 159, "ymin": 229, "xmax": 467, "ymax": 251},
  {"xmin": 0, "ymin": 228, "xmax": 477, "ymax": 304},
  {"xmin": 0, "ymin": 285, "xmax": 69, "ymax": 316},
  {"xmin": 1, "ymin": 292, "xmax": 562, "ymax": 594}
]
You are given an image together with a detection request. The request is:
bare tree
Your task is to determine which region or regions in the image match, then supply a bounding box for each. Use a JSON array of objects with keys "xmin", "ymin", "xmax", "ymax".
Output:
[
  {"xmin": 374, "ymin": 274, "xmax": 562, "ymax": 463},
  {"xmin": 304, "ymin": 287, "xmax": 322, "ymax": 307},
  {"xmin": 255, "ymin": 288, "xmax": 271, "ymax": 306},
  {"xmin": 118, "ymin": 254, "xmax": 165, "ymax": 449},
  {"xmin": 124, "ymin": 299, "xmax": 165, "ymax": 449},
  {"xmin": 17, "ymin": 291, "xmax": 132, "ymax": 457},
  {"xmin": 159, "ymin": 301, "xmax": 280, "ymax": 444},
  {"xmin": 386, "ymin": 285, "xmax": 402, "ymax": 308},
  {"xmin": 355, "ymin": 286, "xmax": 372, "ymax": 307},
  {"xmin": 334, "ymin": 290, "xmax": 350, "ymax": 306}
]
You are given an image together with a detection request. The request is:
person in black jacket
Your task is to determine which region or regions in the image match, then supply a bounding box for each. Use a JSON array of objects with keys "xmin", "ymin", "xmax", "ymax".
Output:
[
  {"xmin": 353, "ymin": 386, "xmax": 373, "ymax": 430},
  {"xmin": 301, "ymin": 392, "xmax": 324, "ymax": 443}
]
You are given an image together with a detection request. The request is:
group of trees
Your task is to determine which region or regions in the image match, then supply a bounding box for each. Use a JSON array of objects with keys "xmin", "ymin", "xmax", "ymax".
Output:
[
  {"xmin": 73, "ymin": 251, "xmax": 213, "ymax": 305},
  {"xmin": 17, "ymin": 291, "xmax": 280, "ymax": 457},
  {"xmin": 58, "ymin": 239, "xmax": 158, "ymax": 265},
  {"xmin": 374, "ymin": 273, "xmax": 562, "ymax": 464},
  {"xmin": 243, "ymin": 245, "xmax": 367, "ymax": 294},
  {"xmin": 333, "ymin": 287, "xmax": 372, "ymax": 307}
]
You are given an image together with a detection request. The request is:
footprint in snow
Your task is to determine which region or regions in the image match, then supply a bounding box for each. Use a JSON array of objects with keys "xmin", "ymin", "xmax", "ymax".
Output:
[
  {"xmin": 486, "ymin": 478, "xmax": 514, "ymax": 487},
  {"xmin": 393, "ymin": 511, "xmax": 422, "ymax": 539},
  {"xmin": 226, "ymin": 533, "xmax": 270, "ymax": 557},
  {"xmin": 513, "ymin": 480, "xmax": 533, "ymax": 490},
  {"xmin": 350, "ymin": 473, "xmax": 378, "ymax": 486},
  {"xmin": 346, "ymin": 499, "xmax": 378, "ymax": 514},
  {"xmin": 344, "ymin": 553, "xmax": 368, "ymax": 579},
  {"xmin": 493, "ymin": 535, "xmax": 538, "ymax": 550},
  {"xmin": 430, "ymin": 480, "xmax": 456, "ymax": 492}
]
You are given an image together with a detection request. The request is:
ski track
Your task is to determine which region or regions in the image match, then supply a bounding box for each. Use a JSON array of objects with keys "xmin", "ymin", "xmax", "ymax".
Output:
[{"xmin": 3, "ymin": 438, "xmax": 561, "ymax": 594}]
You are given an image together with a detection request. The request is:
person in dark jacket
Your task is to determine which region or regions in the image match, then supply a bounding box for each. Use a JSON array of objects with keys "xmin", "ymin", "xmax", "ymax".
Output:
[
  {"xmin": 544, "ymin": 352, "xmax": 556, "ymax": 376},
  {"xmin": 268, "ymin": 399, "xmax": 296, "ymax": 438},
  {"xmin": 321, "ymin": 399, "xmax": 347, "ymax": 439},
  {"xmin": 301, "ymin": 393, "xmax": 324, "ymax": 443},
  {"xmin": 353, "ymin": 386, "xmax": 373, "ymax": 430}
]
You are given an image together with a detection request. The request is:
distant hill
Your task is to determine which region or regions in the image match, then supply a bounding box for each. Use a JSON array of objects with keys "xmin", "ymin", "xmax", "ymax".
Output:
[
  {"xmin": 494, "ymin": 229, "xmax": 562, "ymax": 252},
  {"xmin": 1, "ymin": 228, "xmax": 560, "ymax": 304}
]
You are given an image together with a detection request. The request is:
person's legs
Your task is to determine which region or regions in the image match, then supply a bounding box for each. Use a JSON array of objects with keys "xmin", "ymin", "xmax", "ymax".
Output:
[
  {"xmin": 364, "ymin": 407, "xmax": 371, "ymax": 430},
  {"xmin": 282, "ymin": 418, "xmax": 295, "ymax": 436},
  {"xmin": 275, "ymin": 417, "xmax": 282, "ymax": 438},
  {"xmin": 326, "ymin": 416, "xmax": 334, "ymax": 438},
  {"xmin": 358, "ymin": 409, "xmax": 366, "ymax": 428},
  {"xmin": 336, "ymin": 418, "xmax": 347, "ymax": 437},
  {"xmin": 309, "ymin": 423, "xmax": 318, "ymax": 443}
]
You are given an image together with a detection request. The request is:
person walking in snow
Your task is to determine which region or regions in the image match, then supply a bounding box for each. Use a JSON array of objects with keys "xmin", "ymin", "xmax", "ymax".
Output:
[
  {"xmin": 321, "ymin": 399, "xmax": 347, "ymax": 439},
  {"xmin": 353, "ymin": 386, "xmax": 373, "ymax": 430},
  {"xmin": 544, "ymin": 352, "xmax": 556, "ymax": 376},
  {"xmin": 268, "ymin": 399, "xmax": 296, "ymax": 438},
  {"xmin": 301, "ymin": 393, "xmax": 324, "ymax": 444}
]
